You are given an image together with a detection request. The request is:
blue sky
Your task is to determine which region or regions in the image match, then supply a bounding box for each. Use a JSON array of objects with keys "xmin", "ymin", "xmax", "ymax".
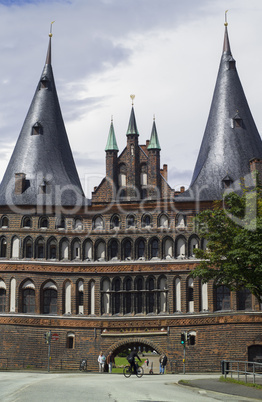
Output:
[{"xmin": 0, "ymin": 0, "xmax": 262, "ymax": 197}]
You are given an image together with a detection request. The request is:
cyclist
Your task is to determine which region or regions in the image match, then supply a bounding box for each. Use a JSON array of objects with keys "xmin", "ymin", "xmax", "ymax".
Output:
[{"xmin": 127, "ymin": 348, "xmax": 141, "ymax": 375}]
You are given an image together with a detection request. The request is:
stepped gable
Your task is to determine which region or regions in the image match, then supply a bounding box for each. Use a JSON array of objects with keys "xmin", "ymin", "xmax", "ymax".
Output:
[
  {"xmin": 0, "ymin": 32, "xmax": 86, "ymax": 207},
  {"xmin": 177, "ymin": 21, "xmax": 262, "ymax": 202}
]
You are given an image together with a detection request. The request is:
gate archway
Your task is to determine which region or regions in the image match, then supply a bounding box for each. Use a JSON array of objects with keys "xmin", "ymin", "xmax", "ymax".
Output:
[{"xmin": 105, "ymin": 337, "xmax": 165, "ymax": 357}]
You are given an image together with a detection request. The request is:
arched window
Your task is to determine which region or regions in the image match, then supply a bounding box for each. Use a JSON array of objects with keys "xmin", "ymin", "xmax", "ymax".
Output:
[
  {"xmin": 11, "ymin": 236, "xmax": 19, "ymax": 258},
  {"xmin": 24, "ymin": 237, "xmax": 33, "ymax": 258},
  {"xmin": 118, "ymin": 163, "xmax": 127, "ymax": 187},
  {"xmin": 74, "ymin": 218, "xmax": 83, "ymax": 230},
  {"xmin": 158, "ymin": 276, "xmax": 167, "ymax": 313},
  {"xmin": 101, "ymin": 278, "xmax": 110, "ymax": 315},
  {"xmin": 64, "ymin": 281, "xmax": 71, "ymax": 314},
  {"xmin": 83, "ymin": 239, "xmax": 93, "ymax": 260},
  {"xmin": 140, "ymin": 164, "xmax": 147, "ymax": 186},
  {"xmin": 48, "ymin": 238, "xmax": 57, "ymax": 260},
  {"xmin": 146, "ymin": 277, "xmax": 155, "ymax": 314},
  {"xmin": 215, "ymin": 285, "xmax": 230, "ymax": 311},
  {"xmin": 110, "ymin": 215, "xmax": 120, "ymax": 230},
  {"xmin": 67, "ymin": 332, "xmax": 75, "ymax": 349},
  {"xmin": 39, "ymin": 216, "xmax": 48, "ymax": 229},
  {"xmin": 93, "ymin": 216, "xmax": 104, "ymax": 230},
  {"xmin": 141, "ymin": 214, "xmax": 151, "ymax": 228},
  {"xmin": 35, "ymin": 237, "xmax": 45, "ymax": 259},
  {"xmin": 176, "ymin": 237, "xmax": 186, "ymax": 258},
  {"xmin": 158, "ymin": 214, "xmax": 169, "ymax": 228},
  {"xmin": 95, "ymin": 240, "xmax": 105, "ymax": 261},
  {"xmin": 188, "ymin": 277, "xmax": 194, "ymax": 312},
  {"xmin": 189, "ymin": 236, "xmax": 199, "ymax": 257},
  {"xmin": 112, "ymin": 278, "xmax": 121, "ymax": 315},
  {"xmin": 123, "ymin": 239, "xmax": 132, "ymax": 260},
  {"xmin": 60, "ymin": 238, "xmax": 69, "ymax": 260},
  {"xmin": 201, "ymin": 280, "xmax": 208, "ymax": 311},
  {"xmin": 176, "ymin": 214, "xmax": 186, "ymax": 228},
  {"xmin": 0, "ymin": 280, "xmax": 6, "ymax": 312},
  {"xmin": 126, "ymin": 214, "xmax": 135, "ymax": 229},
  {"xmin": 89, "ymin": 280, "xmax": 95, "ymax": 315},
  {"xmin": 150, "ymin": 238, "xmax": 159, "ymax": 259},
  {"xmin": 10, "ymin": 277, "xmax": 16, "ymax": 312},
  {"xmin": 135, "ymin": 277, "xmax": 143, "ymax": 314},
  {"xmin": 174, "ymin": 277, "xmax": 181, "ymax": 312},
  {"xmin": 163, "ymin": 237, "xmax": 173, "ymax": 259},
  {"xmin": 22, "ymin": 216, "xmax": 32, "ymax": 228},
  {"xmin": 136, "ymin": 238, "xmax": 145, "ymax": 260},
  {"xmin": 77, "ymin": 280, "xmax": 84, "ymax": 314},
  {"xmin": 0, "ymin": 237, "xmax": 7, "ymax": 258},
  {"xmin": 72, "ymin": 239, "xmax": 81, "ymax": 260},
  {"xmin": 56, "ymin": 216, "xmax": 65, "ymax": 229},
  {"xmin": 22, "ymin": 280, "xmax": 35, "ymax": 313},
  {"xmin": 43, "ymin": 282, "xmax": 57, "ymax": 314},
  {"xmin": 237, "ymin": 288, "xmax": 252, "ymax": 311},
  {"xmin": 109, "ymin": 239, "xmax": 118, "ymax": 260},
  {"xmin": 1, "ymin": 216, "xmax": 9, "ymax": 228},
  {"xmin": 123, "ymin": 277, "xmax": 132, "ymax": 315}
]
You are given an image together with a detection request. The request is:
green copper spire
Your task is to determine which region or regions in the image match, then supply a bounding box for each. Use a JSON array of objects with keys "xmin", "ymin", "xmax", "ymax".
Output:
[
  {"xmin": 105, "ymin": 118, "xmax": 119, "ymax": 151},
  {"xmin": 147, "ymin": 118, "xmax": 161, "ymax": 150}
]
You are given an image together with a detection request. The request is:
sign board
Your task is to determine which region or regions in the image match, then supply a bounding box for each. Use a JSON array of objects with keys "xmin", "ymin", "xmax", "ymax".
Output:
[{"xmin": 52, "ymin": 333, "xmax": 59, "ymax": 341}]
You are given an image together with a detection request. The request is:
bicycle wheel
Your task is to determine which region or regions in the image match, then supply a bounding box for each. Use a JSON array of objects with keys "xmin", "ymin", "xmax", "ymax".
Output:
[
  {"xmin": 136, "ymin": 366, "xmax": 144, "ymax": 378},
  {"xmin": 123, "ymin": 365, "xmax": 132, "ymax": 378}
]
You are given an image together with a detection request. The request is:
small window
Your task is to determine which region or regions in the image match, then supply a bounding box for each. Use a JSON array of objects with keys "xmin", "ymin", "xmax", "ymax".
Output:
[
  {"xmin": 22, "ymin": 216, "xmax": 32, "ymax": 228},
  {"xmin": 126, "ymin": 215, "xmax": 135, "ymax": 228},
  {"xmin": 67, "ymin": 332, "xmax": 75, "ymax": 349},
  {"xmin": 32, "ymin": 122, "xmax": 43, "ymax": 136},
  {"xmin": 74, "ymin": 219, "xmax": 83, "ymax": 230},
  {"xmin": 40, "ymin": 76, "xmax": 49, "ymax": 89},
  {"xmin": 188, "ymin": 331, "xmax": 196, "ymax": 346},
  {"xmin": 142, "ymin": 214, "xmax": 151, "ymax": 228},
  {"xmin": 1, "ymin": 217, "xmax": 9, "ymax": 228},
  {"xmin": 39, "ymin": 217, "xmax": 48, "ymax": 228}
]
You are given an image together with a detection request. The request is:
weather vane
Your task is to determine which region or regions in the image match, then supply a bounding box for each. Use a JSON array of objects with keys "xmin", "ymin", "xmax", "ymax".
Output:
[
  {"xmin": 130, "ymin": 94, "xmax": 135, "ymax": 105},
  {"xmin": 225, "ymin": 10, "xmax": 228, "ymax": 26},
  {"xmin": 49, "ymin": 21, "xmax": 55, "ymax": 37}
]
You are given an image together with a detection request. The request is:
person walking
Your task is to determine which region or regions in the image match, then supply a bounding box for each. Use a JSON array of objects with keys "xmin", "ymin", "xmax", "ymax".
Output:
[
  {"xmin": 98, "ymin": 351, "xmax": 106, "ymax": 372},
  {"xmin": 159, "ymin": 354, "xmax": 167, "ymax": 374},
  {"xmin": 106, "ymin": 351, "xmax": 115, "ymax": 374}
]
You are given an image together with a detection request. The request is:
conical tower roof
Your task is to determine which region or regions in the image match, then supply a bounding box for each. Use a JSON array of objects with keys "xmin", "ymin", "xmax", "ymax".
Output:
[
  {"xmin": 147, "ymin": 118, "xmax": 161, "ymax": 150},
  {"xmin": 0, "ymin": 32, "xmax": 86, "ymax": 207},
  {"xmin": 178, "ymin": 21, "xmax": 262, "ymax": 201},
  {"xmin": 105, "ymin": 119, "xmax": 119, "ymax": 151},
  {"xmin": 126, "ymin": 106, "xmax": 139, "ymax": 136}
]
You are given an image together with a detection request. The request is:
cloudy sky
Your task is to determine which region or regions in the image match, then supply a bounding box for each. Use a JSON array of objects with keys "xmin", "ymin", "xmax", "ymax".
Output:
[{"xmin": 0, "ymin": 0, "xmax": 262, "ymax": 197}]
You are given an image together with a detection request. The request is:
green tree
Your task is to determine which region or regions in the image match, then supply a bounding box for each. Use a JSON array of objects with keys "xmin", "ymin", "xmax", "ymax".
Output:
[{"xmin": 193, "ymin": 189, "xmax": 262, "ymax": 303}]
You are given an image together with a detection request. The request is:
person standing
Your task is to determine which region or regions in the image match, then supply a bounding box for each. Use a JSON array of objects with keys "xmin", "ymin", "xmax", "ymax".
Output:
[
  {"xmin": 159, "ymin": 354, "xmax": 167, "ymax": 374},
  {"xmin": 106, "ymin": 351, "xmax": 115, "ymax": 373},
  {"xmin": 98, "ymin": 351, "xmax": 106, "ymax": 372}
]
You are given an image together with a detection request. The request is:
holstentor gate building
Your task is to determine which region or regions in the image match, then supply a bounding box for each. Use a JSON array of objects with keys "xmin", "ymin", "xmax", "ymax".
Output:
[{"xmin": 0, "ymin": 20, "xmax": 261, "ymax": 372}]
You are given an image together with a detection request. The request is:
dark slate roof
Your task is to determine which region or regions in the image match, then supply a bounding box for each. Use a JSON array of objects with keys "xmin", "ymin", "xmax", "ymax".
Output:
[
  {"xmin": 0, "ymin": 36, "xmax": 87, "ymax": 207},
  {"xmin": 177, "ymin": 24, "xmax": 262, "ymax": 202}
]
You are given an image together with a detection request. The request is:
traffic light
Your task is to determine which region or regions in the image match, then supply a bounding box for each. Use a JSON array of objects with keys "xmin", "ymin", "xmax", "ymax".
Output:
[
  {"xmin": 44, "ymin": 331, "xmax": 51, "ymax": 344},
  {"xmin": 181, "ymin": 333, "xmax": 186, "ymax": 345}
]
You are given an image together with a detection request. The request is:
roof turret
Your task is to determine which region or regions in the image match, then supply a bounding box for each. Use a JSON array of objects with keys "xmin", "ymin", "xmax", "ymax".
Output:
[
  {"xmin": 178, "ymin": 18, "xmax": 262, "ymax": 201},
  {"xmin": 147, "ymin": 118, "xmax": 161, "ymax": 150},
  {"xmin": 105, "ymin": 118, "xmax": 119, "ymax": 151},
  {"xmin": 0, "ymin": 28, "xmax": 86, "ymax": 207},
  {"xmin": 126, "ymin": 101, "xmax": 139, "ymax": 136}
]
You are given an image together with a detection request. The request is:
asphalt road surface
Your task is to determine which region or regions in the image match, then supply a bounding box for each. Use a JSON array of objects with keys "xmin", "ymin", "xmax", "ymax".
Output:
[{"xmin": 0, "ymin": 372, "xmax": 260, "ymax": 402}]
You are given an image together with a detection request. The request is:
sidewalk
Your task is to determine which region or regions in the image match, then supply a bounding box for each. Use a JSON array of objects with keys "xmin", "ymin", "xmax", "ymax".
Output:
[{"xmin": 182, "ymin": 377, "xmax": 262, "ymax": 400}]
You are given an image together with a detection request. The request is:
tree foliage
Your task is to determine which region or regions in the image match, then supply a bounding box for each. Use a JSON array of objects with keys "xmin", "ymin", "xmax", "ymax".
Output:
[{"xmin": 193, "ymin": 188, "xmax": 262, "ymax": 303}]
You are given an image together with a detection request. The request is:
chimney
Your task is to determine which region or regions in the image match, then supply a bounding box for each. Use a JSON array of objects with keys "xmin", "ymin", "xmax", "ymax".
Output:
[
  {"xmin": 250, "ymin": 158, "xmax": 262, "ymax": 184},
  {"xmin": 180, "ymin": 186, "xmax": 185, "ymax": 193},
  {"xmin": 146, "ymin": 140, "xmax": 150, "ymax": 148},
  {"xmin": 160, "ymin": 164, "xmax": 168, "ymax": 180},
  {"xmin": 15, "ymin": 173, "xmax": 26, "ymax": 195}
]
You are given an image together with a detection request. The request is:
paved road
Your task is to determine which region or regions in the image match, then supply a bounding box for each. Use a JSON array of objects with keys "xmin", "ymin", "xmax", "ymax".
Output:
[{"xmin": 0, "ymin": 372, "xmax": 260, "ymax": 402}]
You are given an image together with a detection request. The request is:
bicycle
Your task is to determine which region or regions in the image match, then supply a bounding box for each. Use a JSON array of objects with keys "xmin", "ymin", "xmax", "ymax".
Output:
[{"xmin": 123, "ymin": 362, "xmax": 144, "ymax": 378}]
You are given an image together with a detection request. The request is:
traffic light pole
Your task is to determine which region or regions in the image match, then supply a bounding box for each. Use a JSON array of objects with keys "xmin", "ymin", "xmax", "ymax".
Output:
[
  {"xmin": 183, "ymin": 343, "xmax": 186, "ymax": 374},
  {"xmin": 47, "ymin": 330, "xmax": 51, "ymax": 372}
]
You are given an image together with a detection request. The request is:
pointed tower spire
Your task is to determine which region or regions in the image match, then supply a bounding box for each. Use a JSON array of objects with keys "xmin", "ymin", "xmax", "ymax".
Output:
[
  {"xmin": 0, "ymin": 26, "xmax": 85, "ymax": 207},
  {"xmin": 147, "ymin": 116, "xmax": 161, "ymax": 150},
  {"xmin": 45, "ymin": 21, "xmax": 55, "ymax": 65},
  {"xmin": 105, "ymin": 117, "xmax": 119, "ymax": 151},
  {"xmin": 178, "ymin": 16, "xmax": 262, "ymax": 202},
  {"xmin": 126, "ymin": 95, "xmax": 139, "ymax": 136}
]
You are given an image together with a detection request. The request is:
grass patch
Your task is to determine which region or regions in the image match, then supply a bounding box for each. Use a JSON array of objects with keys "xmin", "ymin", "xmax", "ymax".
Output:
[
  {"xmin": 219, "ymin": 375, "xmax": 262, "ymax": 390},
  {"xmin": 178, "ymin": 380, "xmax": 190, "ymax": 386}
]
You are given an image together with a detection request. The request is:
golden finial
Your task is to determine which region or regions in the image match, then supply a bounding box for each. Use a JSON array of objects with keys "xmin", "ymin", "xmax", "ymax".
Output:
[
  {"xmin": 130, "ymin": 94, "xmax": 135, "ymax": 105},
  {"xmin": 49, "ymin": 21, "xmax": 55, "ymax": 37},
  {"xmin": 224, "ymin": 10, "xmax": 228, "ymax": 26}
]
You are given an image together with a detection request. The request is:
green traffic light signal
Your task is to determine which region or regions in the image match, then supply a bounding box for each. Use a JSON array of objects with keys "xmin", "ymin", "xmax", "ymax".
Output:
[{"xmin": 181, "ymin": 333, "xmax": 185, "ymax": 344}]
